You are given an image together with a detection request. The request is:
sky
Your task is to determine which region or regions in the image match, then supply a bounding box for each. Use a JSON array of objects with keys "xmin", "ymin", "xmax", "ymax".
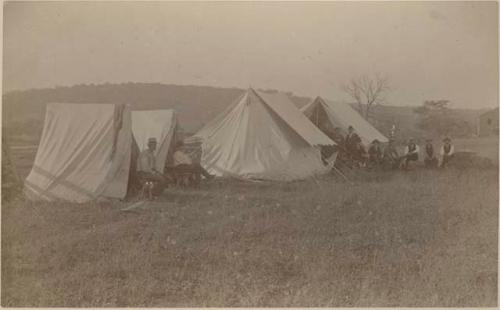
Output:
[{"xmin": 3, "ymin": 1, "xmax": 499, "ymax": 108}]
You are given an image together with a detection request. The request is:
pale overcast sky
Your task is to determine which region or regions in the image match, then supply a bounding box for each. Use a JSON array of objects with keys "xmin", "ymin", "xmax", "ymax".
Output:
[{"xmin": 3, "ymin": 1, "xmax": 498, "ymax": 108}]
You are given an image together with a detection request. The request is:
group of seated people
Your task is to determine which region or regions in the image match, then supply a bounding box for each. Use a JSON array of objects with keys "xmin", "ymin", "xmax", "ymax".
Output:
[
  {"xmin": 322, "ymin": 125, "xmax": 455, "ymax": 171},
  {"xmin": 136, "ymin": 127, "xmax": 456, "ymax": 199},
  {"xmin": 135, "ymin": 137, "xmax": 214, "ymax": 200}
]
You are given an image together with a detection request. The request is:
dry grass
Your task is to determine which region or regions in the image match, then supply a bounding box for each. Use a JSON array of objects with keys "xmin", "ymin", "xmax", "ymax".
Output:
[
  {"xmin": 454, "ymin": 136, "xmax": 499, "ymax": 163},
  {"xmin": 1, "ymin": 167, "xmax": 497, "ymax": 307}
]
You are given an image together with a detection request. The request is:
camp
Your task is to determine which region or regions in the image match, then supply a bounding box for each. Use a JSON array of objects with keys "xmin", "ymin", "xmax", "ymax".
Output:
[
  {"xmin": 24, "ymin": 104, "xmax": 178, "ymax": 203},
  {"xmin": 188, "ymin": 88, "xmax": 336, "ymax": 181},
  {"xmin": 301, "ymin": 96, "xmax": 388, "ymax": 145}
]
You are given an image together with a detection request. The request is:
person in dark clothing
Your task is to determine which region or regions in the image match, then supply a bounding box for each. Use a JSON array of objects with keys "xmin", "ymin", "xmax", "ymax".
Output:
[
  {"xmin": 401, "ymin": 138, "xmax": 420, "ymax": 170},
  {"xmin": 368, "ymin": 139, "xmax": 383, "ymax": 166},
  {"xmin": 345, "ymin": 126, "xmax": 361, "ymax": 150},
  {"xmin": 331, "ymin": 127, "xmax": 350, "ymax": 164},
  {"xmin": 424, "ymin": 139, "xmax": 438, "ymax": 168}
]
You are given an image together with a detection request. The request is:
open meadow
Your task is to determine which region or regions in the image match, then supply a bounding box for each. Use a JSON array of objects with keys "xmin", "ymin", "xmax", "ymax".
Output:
[{"xmin": 2, "ymin": 161, "xmax": 498, "ymax": 306}]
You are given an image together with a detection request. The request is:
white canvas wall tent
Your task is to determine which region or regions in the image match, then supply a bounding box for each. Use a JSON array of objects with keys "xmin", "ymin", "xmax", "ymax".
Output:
[
  {"xmin": 131, "ymin": 109, "xmax": 177, "ymax": 173},
  {"xmin": 189, "ymin": 88, "xmax": 336, "ymax": 181},
  {"xmin": 24, "ymin": 104, "xmax": 178, "ymax": 203},
  {"xmin": 301, "ymin": 96, "xmax": 388, "ymax": 145},
  {"xmin": 24, "ymin": 103, "xmax": 134, "ymax": 203}
]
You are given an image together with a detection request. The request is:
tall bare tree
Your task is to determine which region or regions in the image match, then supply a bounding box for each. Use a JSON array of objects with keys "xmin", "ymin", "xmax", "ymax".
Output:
[{"xmin": 342, "ymin": 74, "xmax": 390, "ymax": 120}]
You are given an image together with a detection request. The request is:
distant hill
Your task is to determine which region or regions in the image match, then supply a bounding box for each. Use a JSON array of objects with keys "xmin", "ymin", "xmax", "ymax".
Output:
[
  {"xmin": 2, "ymin": 83, "xmax": 310, "ymax": 143},
  {"xmin": 2, "ymin": 83, "xmax": 485, "ymax": 145}
]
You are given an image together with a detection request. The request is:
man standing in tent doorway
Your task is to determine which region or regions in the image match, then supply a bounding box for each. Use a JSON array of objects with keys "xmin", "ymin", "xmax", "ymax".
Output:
[{"xmin": 137, "ymin": 137, "xmax": 166, "ymax": 199}]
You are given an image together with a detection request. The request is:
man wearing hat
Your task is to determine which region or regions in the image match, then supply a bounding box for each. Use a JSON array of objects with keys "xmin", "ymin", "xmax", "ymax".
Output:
[
  {"xmin": 137, "ymin": 137, "xmax": 166, "ymax": 199},
  {"xmin": 424, "ymin": 138, "xmax": 438, "ymax": 168},
  {"xmin": 439, "ymin": 137, "xmax": 454, "ymax": 168},
  {"xmin": 401, "ymin": 138, "xmax": 420, "ymax": 170}
]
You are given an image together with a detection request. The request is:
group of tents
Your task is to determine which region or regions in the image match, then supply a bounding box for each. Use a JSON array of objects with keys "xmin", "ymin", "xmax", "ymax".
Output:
[{"xmin": 24, "ymin": 88, "xmax": 387, "ymax": 203}]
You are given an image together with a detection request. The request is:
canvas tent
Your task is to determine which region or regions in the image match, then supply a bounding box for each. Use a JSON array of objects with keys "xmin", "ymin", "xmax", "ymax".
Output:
[
  {"xmin": 24, "ymin": 104, "xmax": 178, "ymax": 203},
  {"xmin": 189, "ymin": 88, "xmax": 336, "ymax": 181},
  {"xmin": 301, "ymin": 96, "xmax": 388, "ymax": 145},
  {"xmin": 24, "ymin": 103, "xmax": 134, "ymax": 202},
  {"xmin": 131, "ymin": 109, "xmax": 177, "ymax": 173}
]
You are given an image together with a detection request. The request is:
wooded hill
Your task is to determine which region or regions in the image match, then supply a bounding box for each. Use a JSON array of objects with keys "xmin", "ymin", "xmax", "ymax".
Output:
[{"xmin": 2, "ymin": 83, "xmax": 485, "ymax": 145}]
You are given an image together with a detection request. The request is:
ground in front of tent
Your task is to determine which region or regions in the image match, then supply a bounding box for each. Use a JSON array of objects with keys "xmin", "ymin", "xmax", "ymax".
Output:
[{"xmin": 1, "ymin": 137, "xmax": 498, "ymax": 306}]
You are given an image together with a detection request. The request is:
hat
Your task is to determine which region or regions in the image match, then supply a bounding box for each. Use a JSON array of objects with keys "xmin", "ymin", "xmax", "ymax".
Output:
[
  {"xmin": 348, "ymin": 125, "xmax": 354, "ymax": 130},
  {"xmin": 148, "ymin": 137, "xmax": 157, "ymax": 144},
  {"xmin": 372, "ymin": 139, "xmax": 380, "ymax": 144},
  {"xmin": 443, "ymin": 137, "xmax": 451, "ymax": 142}
]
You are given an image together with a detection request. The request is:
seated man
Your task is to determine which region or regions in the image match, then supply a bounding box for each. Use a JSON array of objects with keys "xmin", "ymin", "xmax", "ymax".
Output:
[
  {"xmin": 382, "ymin": 139, "xmax": 400, "ymax": 169},
  {"xmin": 368, "ymin": 139, "xmax": 383, "ymax": 166},
  {"xmin": 172, "ymin": 140, "xmax": 214, "ymax": 184},
  {"xmin": 439, "ymin": 137, "xmax": 455, "ymax": 168},
  {"xmin": 137, "ymin": 137, "xmax": 167, "ymax": 199},
  {"xmin": 401, "ymin": 138, "xmax": 420, "ymax": 170},
  {"xmin": 423, "ymin": 138, "xmax": 438, "ymax": 168}
]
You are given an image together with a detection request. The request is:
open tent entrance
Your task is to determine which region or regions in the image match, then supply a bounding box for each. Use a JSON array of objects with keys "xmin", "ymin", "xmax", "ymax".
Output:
[
  {"xmin": 24, "ymin": 103, "xmax": 177, "ymax": 203},
  {"xmin": 306, "ymin": 100, "xmax": 334, "ymax": 137},
  {"xmin": 131, "ymin": 109, "xmax": 178, "ymax": 173},
  {"xmin": 301, "ymin": 96, "xmax": 388, "ymax": 146}
]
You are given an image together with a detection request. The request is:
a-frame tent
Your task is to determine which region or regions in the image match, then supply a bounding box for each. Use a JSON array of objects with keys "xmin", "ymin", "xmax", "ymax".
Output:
[
  {"xmin": 24, "ymin": 104, "xmax": 178, "ymax": 203},
  {"xmin": 189, "ymin": 88, "xmax": 336, "ymax": 181},
  {"xmin": 301, "ymin": 96, "xmax": 388, "ymax": 146}
]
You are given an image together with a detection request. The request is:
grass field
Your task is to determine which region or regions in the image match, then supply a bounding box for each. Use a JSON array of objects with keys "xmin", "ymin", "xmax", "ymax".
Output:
[
  {"xmin": 1, "ymin": 165, "xmax": 498, "ymax": 307},
  {"xmin": 454, "ymin": 136, "xmax": 499, "ymax": 162}
]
